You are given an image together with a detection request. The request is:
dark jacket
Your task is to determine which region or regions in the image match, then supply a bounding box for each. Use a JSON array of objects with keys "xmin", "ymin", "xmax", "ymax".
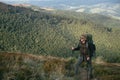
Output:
[{"xmin": 73, "ymin": 42, "xmax": 96, "ymax": 57}]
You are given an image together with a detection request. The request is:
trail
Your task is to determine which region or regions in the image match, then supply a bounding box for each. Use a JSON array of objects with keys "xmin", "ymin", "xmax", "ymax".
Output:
[
  {"xmin": 75, "ymin": 68, "xmax": 97, "ymax": 80},
  {"xmin": 80, "ymin": 68, "xmax": 88, "ymax": 80},
  {"xmin": 76, "ymin": 58, "xmax": 120, "ymax": 80}
]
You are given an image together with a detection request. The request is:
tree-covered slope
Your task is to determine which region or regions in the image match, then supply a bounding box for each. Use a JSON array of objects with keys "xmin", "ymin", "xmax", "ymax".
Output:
[{"xmin": 0, "ymin": 2, "xmax": 120, "ymax": 62}]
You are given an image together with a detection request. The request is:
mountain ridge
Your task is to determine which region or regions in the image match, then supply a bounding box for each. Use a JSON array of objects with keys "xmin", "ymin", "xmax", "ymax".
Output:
[
  {"xmin": 1, "ymin": 0, "xmax": 120, "ymax": 20},
  {"xmin": 0, "ymin": 2, "xmax": 120, "ymax": 62},
  {"xmin": 57, "ymin": 2, "xmax": 120, "ymax": 20}
]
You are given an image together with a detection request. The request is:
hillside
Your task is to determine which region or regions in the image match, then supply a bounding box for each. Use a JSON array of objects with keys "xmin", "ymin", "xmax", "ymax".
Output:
[
  {"xmin": 0, "ymin": 52, "xmax": 120, "ymax": 80},
  {"xmin": 0, "ymin": 2, "xmax": 120, "ymax": 63}
]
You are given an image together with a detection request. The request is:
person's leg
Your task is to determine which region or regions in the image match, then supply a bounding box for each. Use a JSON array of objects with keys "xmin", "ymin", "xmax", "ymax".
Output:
[
  {"xmin": 75, "ymin": 56, "xmax": 83, "ymax": 75},
  {"xmin": 87, "ymin": 58, "xmax": 93, "ymax": 78}
]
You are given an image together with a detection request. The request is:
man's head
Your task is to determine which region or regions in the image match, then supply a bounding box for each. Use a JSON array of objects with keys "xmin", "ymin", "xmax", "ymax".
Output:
[{"xmin": 80, "ymin": 34, "xmax": 87, "ymax": 44}]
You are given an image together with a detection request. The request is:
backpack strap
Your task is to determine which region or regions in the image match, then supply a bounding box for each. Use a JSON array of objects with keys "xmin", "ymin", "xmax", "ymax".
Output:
[{"xmin": 88, "ymin": 43, "xmax": 96, "ymax": 57}]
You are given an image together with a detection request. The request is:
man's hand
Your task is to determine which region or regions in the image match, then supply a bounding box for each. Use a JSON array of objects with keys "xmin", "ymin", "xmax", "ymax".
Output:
[
  {"xmin": 87, "ymin": 57, "xmax": 90, "ymax": 61},
  {"xmin": 72, "ymin": 47, "xmax": 74, "ymax": 50}
]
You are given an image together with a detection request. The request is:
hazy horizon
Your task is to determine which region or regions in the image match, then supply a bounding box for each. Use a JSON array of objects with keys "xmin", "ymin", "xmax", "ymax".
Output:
[{"xmin": 0, "ymin": 0, "xmax": 120, "ymax": 6}]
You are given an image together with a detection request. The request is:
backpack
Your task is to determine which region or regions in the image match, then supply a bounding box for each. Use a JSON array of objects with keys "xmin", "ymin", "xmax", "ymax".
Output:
[
  {"xmin": 86, "ymin": 34, "xmax": 93, "ymax": 44},
  {"xmin": 85, "ymin": 34, "xmax": 96, "ymax": 57}
]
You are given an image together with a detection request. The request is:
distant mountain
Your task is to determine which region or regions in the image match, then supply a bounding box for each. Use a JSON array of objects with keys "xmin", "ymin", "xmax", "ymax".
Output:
[
  {"xmin": 1, "ymin": 0, "xmax": 120, "ymax": 20},
  {"xmin": 64, "ymin": 3, "xmax": 120, "ymax": 20},
  {"xmin": 2, "ymin": 0, "xmax": 120, "ymax": 6}
]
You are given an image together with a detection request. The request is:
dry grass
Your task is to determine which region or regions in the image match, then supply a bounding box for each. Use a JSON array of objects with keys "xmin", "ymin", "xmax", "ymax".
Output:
[
  {"xmin": 0, "ymin": 52, "xmax": 120, "ymax": 80},
  {"xmin": 0, "ymin": 52, "xmax": 75, "ymax": 80}
]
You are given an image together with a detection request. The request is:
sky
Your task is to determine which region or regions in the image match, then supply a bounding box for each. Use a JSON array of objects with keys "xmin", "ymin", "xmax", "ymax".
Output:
[
  {"xmin": 0, "ymin": 0, "xmax": 120, "ymax": 9},
  {"xmin": 1, "ymin": 0, "xmax": 120, "ymax": 4},
  {"xmin": 1, "ymin": 0, "xmax": 53, "ymax": 1}
]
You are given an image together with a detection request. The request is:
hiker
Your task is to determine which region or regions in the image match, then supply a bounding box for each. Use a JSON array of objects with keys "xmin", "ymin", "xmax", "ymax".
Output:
[{"xmin": 72, "ymin": 34, "xmax": 96, "ymax": 78}]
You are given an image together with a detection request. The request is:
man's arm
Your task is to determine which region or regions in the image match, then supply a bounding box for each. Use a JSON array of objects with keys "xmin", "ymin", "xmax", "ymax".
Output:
[{"xmin": 72, "ymin": 43, "xmax": 80, "ymax": 51}]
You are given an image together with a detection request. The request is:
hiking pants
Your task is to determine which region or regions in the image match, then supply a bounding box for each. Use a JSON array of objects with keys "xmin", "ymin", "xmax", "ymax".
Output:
[{"xmin": 75, "ymin": 55, "xmax": 92, "ymax": 76}]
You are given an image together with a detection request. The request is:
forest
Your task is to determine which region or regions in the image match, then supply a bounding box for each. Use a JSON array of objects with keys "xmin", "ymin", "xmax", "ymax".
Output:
[{"xmin": 0, "ymin": 2, "xmax": 120, "ymax": 63}]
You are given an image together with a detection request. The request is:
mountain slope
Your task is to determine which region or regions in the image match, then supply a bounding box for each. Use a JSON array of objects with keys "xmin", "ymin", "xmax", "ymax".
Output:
[
  {"xmin": 1, "ymin": 0, "xmax": 120, "ymax": 20},
  {"xmin": 73, "ymin": 3, "xmax": 120, "ymax": 20},
  {"xmin": 0, "ymin": 2, "xmax": 120, "ymax": 63}
]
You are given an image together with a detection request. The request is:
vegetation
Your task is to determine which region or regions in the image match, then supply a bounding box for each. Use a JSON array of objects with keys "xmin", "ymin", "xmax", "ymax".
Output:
[
  {"xmin": 0, "ymin": 2, "xmax": 120, "ymax": 80},
  {"xmin": 0, "ymin": 52, "xmax": 120, "ymax": 80},
  {"xmin": 0, "ymin": 52, "xmax": 74, "ymax": 80},
  {"xmin": 0, "ymin": 2, "xmax": 120, "ymax": 63}
]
